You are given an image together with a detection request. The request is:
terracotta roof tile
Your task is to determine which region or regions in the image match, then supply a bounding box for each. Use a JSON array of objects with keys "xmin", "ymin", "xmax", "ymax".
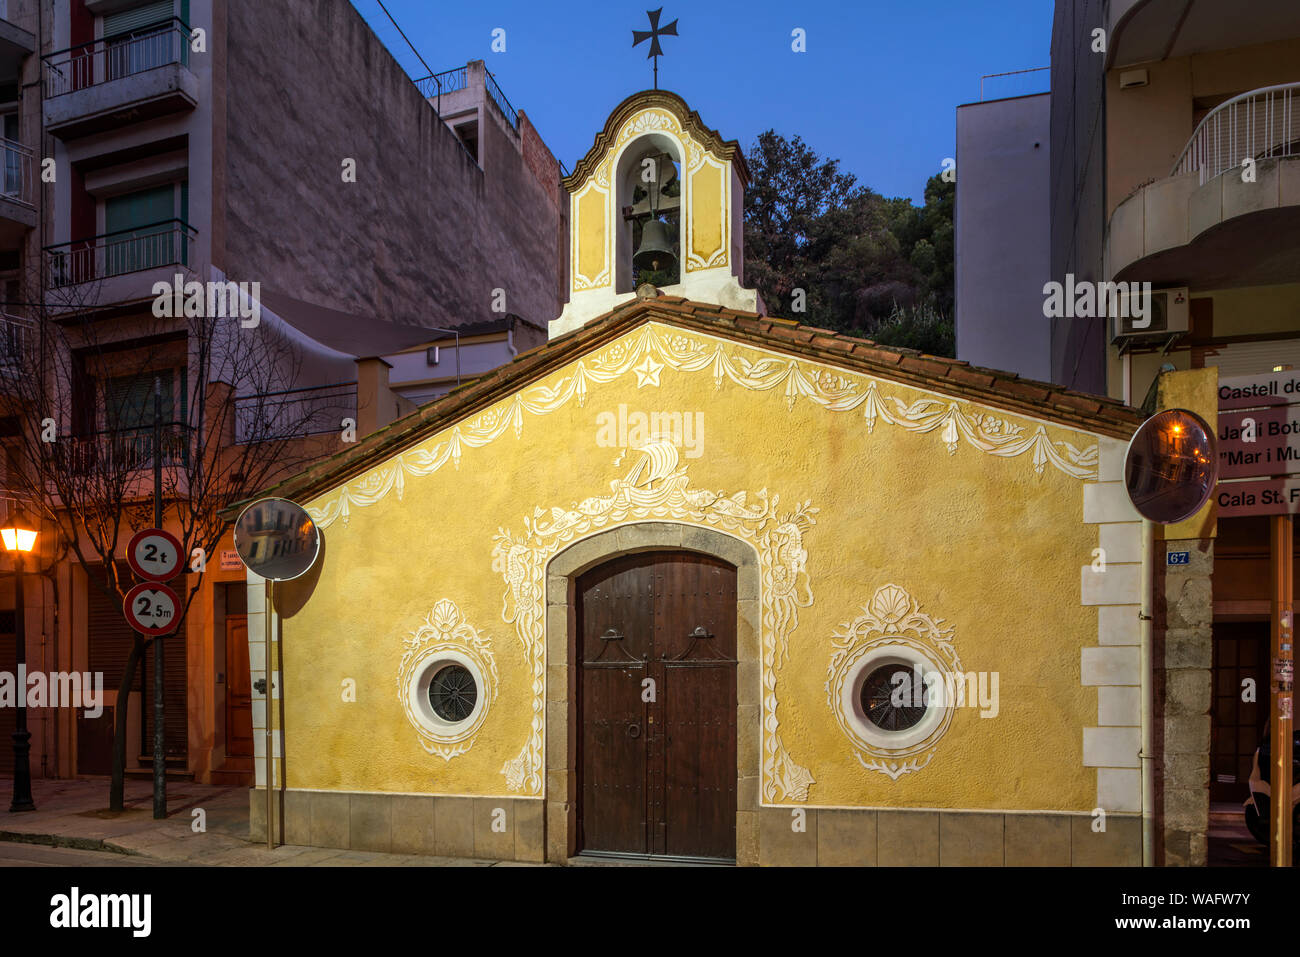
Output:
[
  {"xmin": 850, "ymin": 344, "xmax": 903, "ymax": 365},
  {"xmin": 999, "ymin": 379, "xmax": 1053, "ymax": 403},
  {"xmin": 898, "ymin": 356, "xmax": 953, "ymax": 378},
  {"xmin": 944, "ymin": 366, "xmax": 998, "ymax": 389}
]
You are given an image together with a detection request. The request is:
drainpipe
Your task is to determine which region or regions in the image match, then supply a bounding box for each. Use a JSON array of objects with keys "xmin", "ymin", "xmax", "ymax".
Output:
[{"xmin": 1139, "ymin": 518, "xmax": 1155, "ymax": 866}]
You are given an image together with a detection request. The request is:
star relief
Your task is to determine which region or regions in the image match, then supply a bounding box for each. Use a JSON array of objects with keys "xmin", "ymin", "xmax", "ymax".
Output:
[{"xmin": 633, "ymin": 356, "xmax": 664, "ymax": 388}]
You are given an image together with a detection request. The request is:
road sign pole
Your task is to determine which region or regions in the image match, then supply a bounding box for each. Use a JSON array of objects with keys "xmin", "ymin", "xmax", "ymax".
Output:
[
  {"xmin": 1270, "ymin": 515, "xmax": 1294, "ymax": 867},
  {"xmin": 265, "ymin": 577, "xmax": 275, "ymax": 850},
  {"xmin": 234, "ymin": 498, "xmax": 322, "ymax": 853},
  {"xmin": 152, "ymin": 377, "xmax": 166, "ymax": 821}
]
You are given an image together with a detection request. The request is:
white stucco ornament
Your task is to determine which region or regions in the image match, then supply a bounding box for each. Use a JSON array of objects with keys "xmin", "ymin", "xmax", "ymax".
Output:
[
  {"xmin": 827, "ymin": 584, "xmax": 963, "ymax": 780},
  {"xmin": 397, "ymin": 599, "xmax": 499, "ymax": 762}
]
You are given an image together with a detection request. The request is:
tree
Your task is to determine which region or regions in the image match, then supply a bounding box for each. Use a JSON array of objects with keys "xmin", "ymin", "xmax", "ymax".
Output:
[
  {"xmin": 742, "ymin": 131, "xmax": 955, "ymax": 356},
  {"xmin": 0, "ymin": 263, "xmax": 348, "ymax": 812}
]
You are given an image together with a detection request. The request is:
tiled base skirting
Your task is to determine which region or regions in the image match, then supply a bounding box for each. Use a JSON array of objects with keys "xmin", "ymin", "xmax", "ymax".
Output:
[
  {"xmin": 755, "ymin": 807, "xmax": 1141, "ymax": 866},
  {"xmin": 249, "ymin": 789, "xmax": 545, "ymax": 862},
  {"xmin": 251, "ymin": 790, "xmax": 1141, "ymax": 866}
]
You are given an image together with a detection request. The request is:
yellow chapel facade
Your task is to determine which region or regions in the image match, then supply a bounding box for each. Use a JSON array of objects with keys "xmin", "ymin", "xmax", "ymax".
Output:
[{"xmin": 237, "ymin": 90, "xmax": 1152, "ymax": 866}]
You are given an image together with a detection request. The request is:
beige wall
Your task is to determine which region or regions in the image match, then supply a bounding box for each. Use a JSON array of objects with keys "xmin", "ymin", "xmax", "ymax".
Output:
[
  {"xmin": 1106, "ymin": 37, "xmax": 1300, "ymax": 216},
  {"xmin": 1106, "ymin": 284, "xmax": 1300, "ymax": 404}
]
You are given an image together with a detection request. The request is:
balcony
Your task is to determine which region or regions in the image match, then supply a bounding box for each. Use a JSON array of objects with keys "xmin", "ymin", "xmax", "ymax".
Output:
[
  {"xmin": 0, "ymin": 13, "xmax": 35, "ymax": 83},
  {"xmin": 1106, "ymin": 83, "xmax": 1300, "ymax": 289},
  {"xmin": 1107, "ymin": 0, "xmax": 1300, "ymax": 70},
  {"xmin": 42, "ymin": 19, "xmax": 198, "ymax": 140},
  {"xmin": 233, "ymin": 383, "xmax": 358, "ymax": 444},
  {"xmin": 54, "ymin": 423, "xmax": 192, "ymax": 477},
  {"xmin": 0, "ymin": 312, "xmax": 33, "ymax": 392},
  {"xmin": 44, "ymin": 219, "xmax": 196, "ymax": 307},
  {"xmin": 0, "ymin": 138, "xmax": 35, "ymax": 243}
]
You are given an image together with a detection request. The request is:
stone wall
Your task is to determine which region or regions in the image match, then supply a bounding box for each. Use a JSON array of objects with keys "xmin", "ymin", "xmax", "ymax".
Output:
[
  {"xmin": 220, "ymin": 0, "xmax": 565, "ymax": 331},
  {"xmin": 1157, "ymin": 538, "xmax": 1213, "ymax": 865}
]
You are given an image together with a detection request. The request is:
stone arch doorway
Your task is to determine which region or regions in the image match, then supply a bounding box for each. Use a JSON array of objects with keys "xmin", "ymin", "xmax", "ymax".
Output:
[{"xmin": 544, "ymin": 523, "xmax": 761, "ymax": 865}]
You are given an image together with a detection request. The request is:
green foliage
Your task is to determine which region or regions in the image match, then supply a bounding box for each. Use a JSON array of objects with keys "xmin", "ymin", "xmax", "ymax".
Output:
[
  {"xmin": 869, "ymin": 302, "xmax": 955, "ymax": 357},
  {"xmin": 742, "ymin": 131, "xmax": 955, "ymax": 356}
]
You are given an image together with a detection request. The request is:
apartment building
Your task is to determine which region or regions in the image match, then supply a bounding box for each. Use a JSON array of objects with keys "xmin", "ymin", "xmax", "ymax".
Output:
[
  {"xmin": 954, "ymin": 90, "xmax": 1051, "ymax": 381},
  {"xmin": 1054, "ymin": 0, "xmax": 1300, "ymax": 867},
  {"xmin": 958, "ymin": 0, "xmax": 1300, "ymax": 865},
  {"xmin": 0, "ymin": 0, "xmax": 567, "ymax": 788}
]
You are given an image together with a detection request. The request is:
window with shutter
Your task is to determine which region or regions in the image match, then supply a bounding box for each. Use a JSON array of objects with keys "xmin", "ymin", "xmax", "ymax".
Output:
[
  {"xmin": 104, "ymin": 185, "xmax": 180, "ymax": 275},
  {"xmin": 102, "ymin": 1, "xmax": 174, "ymax": 38},
  {"xmin": 102, "ymin": 370, "xmax": 185, "ymax": 471},
  {"xmin": 103, "ymin": 1, "xmax": 180, "ymax": 80}
]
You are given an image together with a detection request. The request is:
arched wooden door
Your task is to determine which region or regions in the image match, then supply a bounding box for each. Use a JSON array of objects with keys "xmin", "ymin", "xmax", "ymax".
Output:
[{"xmin": 576, "ymin": 550, "xmax": 737, "ymax": 861}]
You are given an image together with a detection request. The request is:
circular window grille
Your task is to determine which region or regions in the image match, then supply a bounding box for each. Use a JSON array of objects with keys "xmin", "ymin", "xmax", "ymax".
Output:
[
  {"xmin": 428, "ymin": 663, "xmax": 478, "ymax": 723},
  {"xmin": 859, "ymin": 663, "xmax": 928, "ymax": 732}
]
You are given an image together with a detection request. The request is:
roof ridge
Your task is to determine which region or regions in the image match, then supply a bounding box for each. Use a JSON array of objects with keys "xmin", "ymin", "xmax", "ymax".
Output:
[{"xmin": 225, "ymin": 296, "xmax": 1140, "ymax": 515}]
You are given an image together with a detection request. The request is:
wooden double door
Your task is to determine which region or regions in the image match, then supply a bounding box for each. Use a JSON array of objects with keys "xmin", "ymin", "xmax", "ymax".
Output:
[
  {"xmin": 577, "ymin": 551, "xmax": 738, "ymax": 861},
  {"xmin": 1211, "ymin": 621, "xmax": 1269, "ymax": 802}
]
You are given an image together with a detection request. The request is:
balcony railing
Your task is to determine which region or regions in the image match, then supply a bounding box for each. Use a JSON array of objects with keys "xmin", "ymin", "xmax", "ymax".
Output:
[
  {"xmin": 415, "ymin": 66, "xmax": 467, "ymax": 101},
  {"xmin": 1172, "ymin": 82, "xmax": 1300, "ymax": 185},
  {"xmin": 485, "ymin": 68, "xmax": 518, "ymax": 132},
  {"xmin": 0, "ymin": 312, "xmax": 32, "ymax": 370},
  {"xmin": 42, "ymin": 17, "xmax": 191, "ymax": 98},
  {"xmin": 55, "ymin": 423, "xmax": 192, "ymax": 476},
  {"xmin": 0, "ymin": 138, "xmax": 32, "ymax": 207},
  {"xmin": 412, "ymin": 65, "xmax": 518, "ymax": 132},
  {"xmin": 44, "ymin": 219, "xmax": 196, "ymax": 288},
  {"xmin": 233, "ymin": 382, "xmax": 358, "ymax": 444}
]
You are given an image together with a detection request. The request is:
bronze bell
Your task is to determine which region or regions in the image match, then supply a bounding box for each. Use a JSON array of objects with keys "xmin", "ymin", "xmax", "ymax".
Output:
[{"xmin": 633, "ymin": 218, "xmax": 677, "ymax": 273}]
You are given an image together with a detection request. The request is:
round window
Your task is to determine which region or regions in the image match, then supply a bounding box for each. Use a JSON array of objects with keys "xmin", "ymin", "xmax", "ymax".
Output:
[
  {"xmin": 428, "ymin": 663, "xmax": 478, "ymax": 723},
  {"xmin": 859, "ymin": 663, "xmax": 927, "ymax": 732}
]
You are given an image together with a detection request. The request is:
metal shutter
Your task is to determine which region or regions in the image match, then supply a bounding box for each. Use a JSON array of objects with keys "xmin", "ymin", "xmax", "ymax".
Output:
[
  {"xmin": 102, "ymin": 1, "xmax": 174, "ymax": 38},
  {"xmin": 88, "ymin": 563, "xmax": 187, "ymax": 760},
  {"xmin": 1209, "ymin": 341, "xmax": 1300, "ymax": 379},
  {"xmin": 0, "ymin": 611, "xmax": 14, "ymax": 773}
]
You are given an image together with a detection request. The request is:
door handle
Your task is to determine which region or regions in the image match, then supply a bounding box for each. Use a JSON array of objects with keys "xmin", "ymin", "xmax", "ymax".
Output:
[{"xmin": 627, "ymin": 723, "xmax": 641, "ymax": 739}]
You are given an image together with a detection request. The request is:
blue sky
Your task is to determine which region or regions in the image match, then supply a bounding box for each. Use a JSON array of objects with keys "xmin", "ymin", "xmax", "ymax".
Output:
[{"xmin": 352, "ymin": 0, "xmax": 1053, "ymax": 205}]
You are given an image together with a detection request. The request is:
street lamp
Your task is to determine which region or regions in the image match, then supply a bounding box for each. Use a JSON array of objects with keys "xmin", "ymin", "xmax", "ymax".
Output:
[{"xmin": 3, "ymin": 508, "xmax": 37, "ymax": 813}]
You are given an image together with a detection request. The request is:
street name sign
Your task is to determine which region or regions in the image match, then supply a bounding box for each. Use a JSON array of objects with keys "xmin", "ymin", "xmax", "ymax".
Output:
[
  {"xmin": 1214, "ymin": 477, "xmax": 1300, "ymax": 518},
  {"xmin": 1217, "ymin": 406, "xmax": 1300, "ymax": 478},
  {"xmin": 1218, "ymin": 369, "xmax": 1300, "ymax": 410}
]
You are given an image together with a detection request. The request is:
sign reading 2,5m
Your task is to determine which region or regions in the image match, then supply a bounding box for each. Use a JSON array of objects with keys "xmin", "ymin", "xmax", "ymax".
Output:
[{"xmin": 123, "ymin": 582, "xmax": 181, "ymax": 637}]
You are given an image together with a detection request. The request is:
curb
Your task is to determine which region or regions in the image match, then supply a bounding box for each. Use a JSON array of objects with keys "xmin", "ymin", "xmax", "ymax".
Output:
[{"xmin": 0, "ymin": 829, "xmax": 140, "ymax": 857}]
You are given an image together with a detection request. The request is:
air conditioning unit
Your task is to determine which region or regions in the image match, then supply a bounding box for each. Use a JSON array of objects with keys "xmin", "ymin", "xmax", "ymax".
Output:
[{"xmin": 1111, "ymin": 286, "xmax": 1189, "ymax": 343}]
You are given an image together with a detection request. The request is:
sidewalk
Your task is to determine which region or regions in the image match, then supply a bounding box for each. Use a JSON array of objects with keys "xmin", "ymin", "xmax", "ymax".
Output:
[{"xmin": 0, "ymin": 777, "xmax": 523, "ymax": 866}]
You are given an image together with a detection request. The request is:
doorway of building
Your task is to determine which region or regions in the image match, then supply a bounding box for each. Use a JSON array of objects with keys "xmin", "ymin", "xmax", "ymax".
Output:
[
  {"xmin": 225, "ymin": 615, "xmax": 252, "ymax": 759},
  {"xmin": 576, "ymin": 551, "xmax": 737, "ymax": 861},
  {"xmin": 1211, "ymin": 620, "xmax": 1269, "ymax": 803}
]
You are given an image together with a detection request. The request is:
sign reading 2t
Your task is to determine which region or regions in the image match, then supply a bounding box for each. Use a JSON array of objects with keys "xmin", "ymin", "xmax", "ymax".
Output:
[{"xmin": 127, "ymin": 528, "xmax": 184, "ymax": 582}]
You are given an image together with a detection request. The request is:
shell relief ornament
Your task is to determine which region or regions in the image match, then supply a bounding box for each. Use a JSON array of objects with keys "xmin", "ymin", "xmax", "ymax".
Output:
[
  {"xmin": 826, "ymin": 584, "xmax": 962, "ymax": 781},
  {"xmin": 397, "ymin": 599, "xmax": 499, "ymax": 762}
]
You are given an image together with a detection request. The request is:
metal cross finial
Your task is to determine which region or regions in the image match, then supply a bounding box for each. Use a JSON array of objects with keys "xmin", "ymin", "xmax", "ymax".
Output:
[{"xmin": 632, "ymin": 7, "xmax": 679, "ymax": 90}]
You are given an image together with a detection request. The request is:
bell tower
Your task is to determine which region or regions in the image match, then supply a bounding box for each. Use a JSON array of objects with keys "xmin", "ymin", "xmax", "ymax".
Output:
[{"xmin": 550, "ymin": 90, "xmax": 760, "ymax": 338}]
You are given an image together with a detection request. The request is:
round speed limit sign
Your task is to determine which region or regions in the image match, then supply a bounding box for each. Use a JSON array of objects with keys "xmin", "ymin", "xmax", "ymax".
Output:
[
  {"xmin": 127, "ymin": 528, "xmax": 183, "ymax": 583},
  {"xmin": 123, "ymin": 582, "xmax": 181, "ymax": 637}
]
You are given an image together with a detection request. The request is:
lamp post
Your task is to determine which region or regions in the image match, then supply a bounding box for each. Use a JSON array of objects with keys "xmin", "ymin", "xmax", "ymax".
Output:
[{"xmin": 2, "ymin": 509, "xmax": 37, "ymax": 812}]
